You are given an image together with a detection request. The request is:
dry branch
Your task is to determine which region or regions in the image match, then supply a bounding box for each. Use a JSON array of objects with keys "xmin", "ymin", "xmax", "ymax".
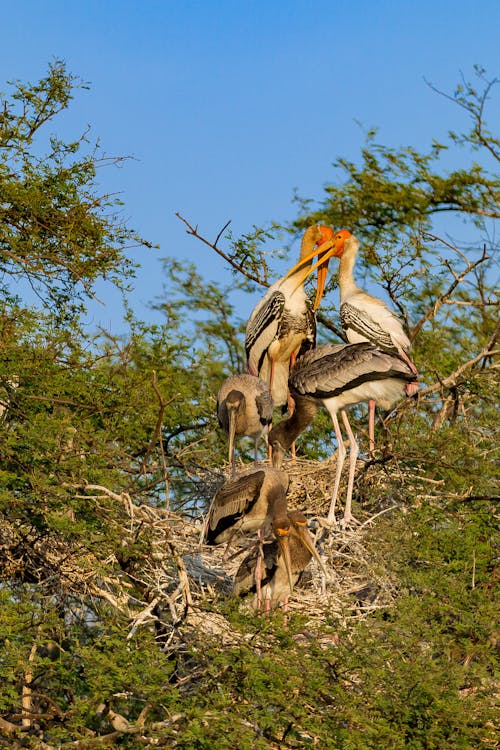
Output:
[
  {"xmin": 176, "ymin": 212, "xmax": 266, "ymax": 285},
  {"xmin": 411, "ymin": 236, "xmax": 491, "ymax": 341}
]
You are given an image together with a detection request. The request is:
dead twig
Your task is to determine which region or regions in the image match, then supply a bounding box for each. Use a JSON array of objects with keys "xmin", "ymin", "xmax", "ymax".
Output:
[
  {"xmin": 176, "ymin": 212, "xmax": 265, "ymax": 285},
  {"xmin": 410, "ymin": 236, "xmax": 490, "ymax": 342}
]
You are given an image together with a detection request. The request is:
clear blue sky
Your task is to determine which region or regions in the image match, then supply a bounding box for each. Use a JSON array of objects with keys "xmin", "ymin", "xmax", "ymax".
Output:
[{"xmin": 2, "ymin": 1, "xmax": 499, "ymax": 333}]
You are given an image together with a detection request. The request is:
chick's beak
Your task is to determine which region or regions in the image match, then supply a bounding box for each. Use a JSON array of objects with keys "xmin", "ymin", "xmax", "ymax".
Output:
[
  {"xmin": 294, "ymin": 523, "xmax": 327, "ymax": 575},
  {"xmin": 276, "ymin": 530, "xmax": 295, "ymax": 593}
]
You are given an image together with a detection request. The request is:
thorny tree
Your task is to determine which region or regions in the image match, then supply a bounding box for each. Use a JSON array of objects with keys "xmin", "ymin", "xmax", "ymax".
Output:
[{"xmin": 0, "ymin": 64, "xmax": 498, "ymax": 747}]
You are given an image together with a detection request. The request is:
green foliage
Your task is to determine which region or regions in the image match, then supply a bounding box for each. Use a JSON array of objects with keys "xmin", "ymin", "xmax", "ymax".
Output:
[
  {"xmin": 293, "ymin": 67, "xmax": 500, "ymax": 245},
  {"xmin": 0, "ymin": 63, "xmax": 498, "ymax": 748},
  {"xmin": 0, "ymin": 60, "xmax": 151, "ymax": 320}
]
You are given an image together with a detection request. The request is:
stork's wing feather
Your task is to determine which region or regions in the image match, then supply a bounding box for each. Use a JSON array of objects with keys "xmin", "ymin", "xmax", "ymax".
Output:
[
  {"xmin": 291, "ymin": 343, "xmax": 414, "ymax": 399},
  {"xmin": 295, "ymin": 298, "xmax": 317, "ymax": 360},
  {"xmin": 255, "ymin": 386, "xmax": 274, "ymax": 425},
  {"xmin": 341, "ymin": 300, "xmax": 411, "ymax": 354},
  {"xmin": 341, "ymin": 302, "xmax": 395, "ymax": 351},
  {"xmin": 208, "ymin": 470, "xmax": 266, "ymax": 531},
  {"xmin": 245, "ymin": 291, "xmax": 285, "ymax": 372}
]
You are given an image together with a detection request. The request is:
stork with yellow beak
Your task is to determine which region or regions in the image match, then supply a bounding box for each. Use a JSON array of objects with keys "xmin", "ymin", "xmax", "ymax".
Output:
[
  {"xmin": 284, "ymin": 229, "xmax": 418, "ymax": 455},
  {"xmin": 245, "ymin": 225, "xmax": 336, "ymax": 410}
]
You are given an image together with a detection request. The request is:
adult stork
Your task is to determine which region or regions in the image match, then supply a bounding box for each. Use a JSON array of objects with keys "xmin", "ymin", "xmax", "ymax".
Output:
[
  {"xmin": 205, "ymin": 466, "xmax": 293, "ymax": 603},
  {"xmin": 245, "ymin": 225, "xmax": 335, "ymax": 409},
  {"xmin": 233, "ymin": 510, "xmax": 323, "ymax": 611},
  {"xmin": 285, "ymin": 229, "xmax": 418, "ymax": 455},
  {"xmin": 268, "ymin": 342, "xmax": 416, "ymax": 527},
  {"xmin": 217, "ymin": 373, "xmax": 273, "ymax": 476}
]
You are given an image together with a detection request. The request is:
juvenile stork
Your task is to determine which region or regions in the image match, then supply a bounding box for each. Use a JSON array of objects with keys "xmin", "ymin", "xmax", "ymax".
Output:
[
  {"xmin": 233, "ymin": 510, "xmax": 323, "ymax": 611},
  {"xmin": 206, "ymin": 466, "xmax": 289, "ymax": 544},
  {"xmin": 245, "ymin": 225, "xmax": 335, "ymax": 409},
  {"xmin": 268, "ymin": 342, "xmax": 416, "ymax": 527},
  {"xmin": 285, "ymin": 229, "xmax": 418, "ymax": 455},
  {"xmin": 205, "ymin": 466, "xmax": 293, "ymax": 602},
  {"xmin": 217, "ymin": 373, "xmax": 273, "ymax": 476}
]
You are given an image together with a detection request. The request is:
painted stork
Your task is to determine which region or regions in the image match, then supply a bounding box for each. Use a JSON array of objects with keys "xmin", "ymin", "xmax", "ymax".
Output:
[
  {"xmin": 245, "ymin": 225, "xmax": 335, "ymax": 409},
  {"xmin": 217, "ymin": 373, "xmax": 273, "ymax": 476},
  {"xmin": 233, "ymin": 510, "xmax": 323, "ymax": 611},
  {"xmin": 285, "ymin": 229, "xmax": 418, "ymax": 454},
  {"xmin": 205, "ymin": 466, "xmax": 293, "ymax": 602},
  {"xmin": 205, "ymin": 466, "xmax": 289, "ymax": 544},
  {"xmin": 268, "ymin": 342, "xmax": 416, "ymax": 526}
]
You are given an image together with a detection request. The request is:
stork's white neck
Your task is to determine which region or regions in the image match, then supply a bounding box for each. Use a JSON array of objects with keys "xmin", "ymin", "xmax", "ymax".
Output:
[{"xmin": 338, "ymin": 238, "xmax": 361, "ymax": 300}]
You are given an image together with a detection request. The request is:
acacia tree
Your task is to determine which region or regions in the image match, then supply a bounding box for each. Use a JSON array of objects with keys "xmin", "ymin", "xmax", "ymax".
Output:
[
  {"xmin": 0, "ymin": 59, "xmax": 152, "ymax": 319},
  {"xmin": 176, "ymin": 66, "xmax": 499, "ymax": 489},
  {"xmin": 0, "ymin": 63, "xmax": 497, "ymax": 748},
  {"xmin": 0, "ymin": 64, "xmax": 227, "ymax": 747}
]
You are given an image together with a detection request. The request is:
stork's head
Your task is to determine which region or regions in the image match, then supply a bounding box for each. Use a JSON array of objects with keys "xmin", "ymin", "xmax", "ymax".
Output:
[
  {"xmin": 289, "ymin": 510, "xmax": 327, "ymax": 574},
  {"xmin": 286, "ymin": 226, "xmax": 355, "ymax": 310},
  {"xmin": 330, "ymin": 229, "xmax": 352, "ymax": 257},
  {"xmin": 272, "ymin": 517, "xmax": 295, "ymax": 593}
]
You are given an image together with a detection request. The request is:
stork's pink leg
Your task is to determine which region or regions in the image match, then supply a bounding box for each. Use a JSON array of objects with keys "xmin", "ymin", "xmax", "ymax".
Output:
[
  {"xmin": 368, "ymin": 399, "xmax": 376, "ymax": 457},
  {"xmin": 267, "ymin": 359, "xmax": 276, "ymax": 463},
  {"xmin": 341, "ymin": 409, "xmax": 359, "ymax": 526},
  {"xmin": 405, "ymin": 380, "xmax": 419, "ymax": 397},
  {"xmin": 326, "ymin": 411, "xmax": 347, "ymax": 525},
  {"xmin": 289, "ymin": 353, "xmax": 297, "ymax": 463},
  {"xmin": 287, "ymin": 394, "xmax": 297, "ymax": 464},
  {"xmin": 397, "ymin": 349, "xmax": 419, "ymax": 396}
]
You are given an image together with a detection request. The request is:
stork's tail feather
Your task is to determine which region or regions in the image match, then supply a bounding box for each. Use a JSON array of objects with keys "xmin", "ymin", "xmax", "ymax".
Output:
[{"xmin": 405, "ymin": 380, "xmax": 419, "ymax": 397}]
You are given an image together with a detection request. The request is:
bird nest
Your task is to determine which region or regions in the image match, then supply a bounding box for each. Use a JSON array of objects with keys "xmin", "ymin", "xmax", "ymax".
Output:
[
  {"xmin": 0, "ymin": 456, "xmax": 413, "ymax": 653},
  {"xmin": 176, "ymin": 455, "xmax": 404, "ymax": 641}
]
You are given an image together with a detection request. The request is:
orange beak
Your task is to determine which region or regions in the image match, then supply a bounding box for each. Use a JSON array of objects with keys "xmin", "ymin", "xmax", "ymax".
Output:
[
  {"xmin": 275, "ymin": 527, "xmax": 295, "ymax": 593},
  {"xmin": 292, "ymin": 518, "xmax": 327, "ymax": 575},
  {"xmin": 313, "ymin": 246, "xmax": 332, "ymax": 311},
  {"xmin": 286, "ymin": 229, "xmax": 352, "ymax": 308},
  {"xmin": 285, "ymin": 226, "xmax": 338, "ymax": 307}
]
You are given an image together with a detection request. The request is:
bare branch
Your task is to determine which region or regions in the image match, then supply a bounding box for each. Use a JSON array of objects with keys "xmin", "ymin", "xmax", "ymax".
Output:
[
  {"xmin": 424, "ymin": 73, "xmax": 500, "ymax": 162},
  {"xmin": 214, "ymin": 219, "xmax": 232, "ymax": 247},
  {"xmin": 316, "ymin": 310, "xmax": 349, "ymax": 342},
  {"xmin": 176, "ymin": 212, "xmax": 267, "ymax": 286},
  {"xmin": 410, "ymin": 235, "xmax": 490, "ymax": 341},
  {"xmin": 419, "ymin": 336, "xmax": 500, "ymax": 400}
]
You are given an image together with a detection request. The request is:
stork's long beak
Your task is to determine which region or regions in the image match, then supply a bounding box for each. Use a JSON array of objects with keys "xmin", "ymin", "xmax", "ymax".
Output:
[
  {"xmin": 294, "ymin": 521, "xmax": 327, "ymax": 576},
  {"xmin": 228, "ymin": 409, "xmax": 237, "ymax": 477},
  {"xmin": 276, "ymin": 530, "xmax": 295, "ymax": 594},
  {"xmin": 313, "ymin": 249, "xmax": 331, "ymax": 311},
  {"xmin": 286, "ymin": 237, "xmax": 338, "ymax": 304}
]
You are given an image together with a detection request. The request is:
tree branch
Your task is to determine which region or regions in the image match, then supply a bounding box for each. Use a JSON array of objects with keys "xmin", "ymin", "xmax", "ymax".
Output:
[
  {"xmin": 135, "ymin": 372, "xmax": 180, "ymax": 506},
  {"xmin": 410, "ymin": 235, "xmax": 490, "ymax": 341},
  {"xmin": 418, "ymin": 336, "xmax": 500, "ymax": 400},
  {"xmin": 176, "ymin": 212, "xmax": 267, "ymax": 286}
]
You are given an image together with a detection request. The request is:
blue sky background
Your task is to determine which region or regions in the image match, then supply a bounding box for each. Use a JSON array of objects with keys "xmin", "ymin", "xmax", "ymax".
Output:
[{"xmin": 2, "ymin": 1, "xmax": 499, "ymax": 333}]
